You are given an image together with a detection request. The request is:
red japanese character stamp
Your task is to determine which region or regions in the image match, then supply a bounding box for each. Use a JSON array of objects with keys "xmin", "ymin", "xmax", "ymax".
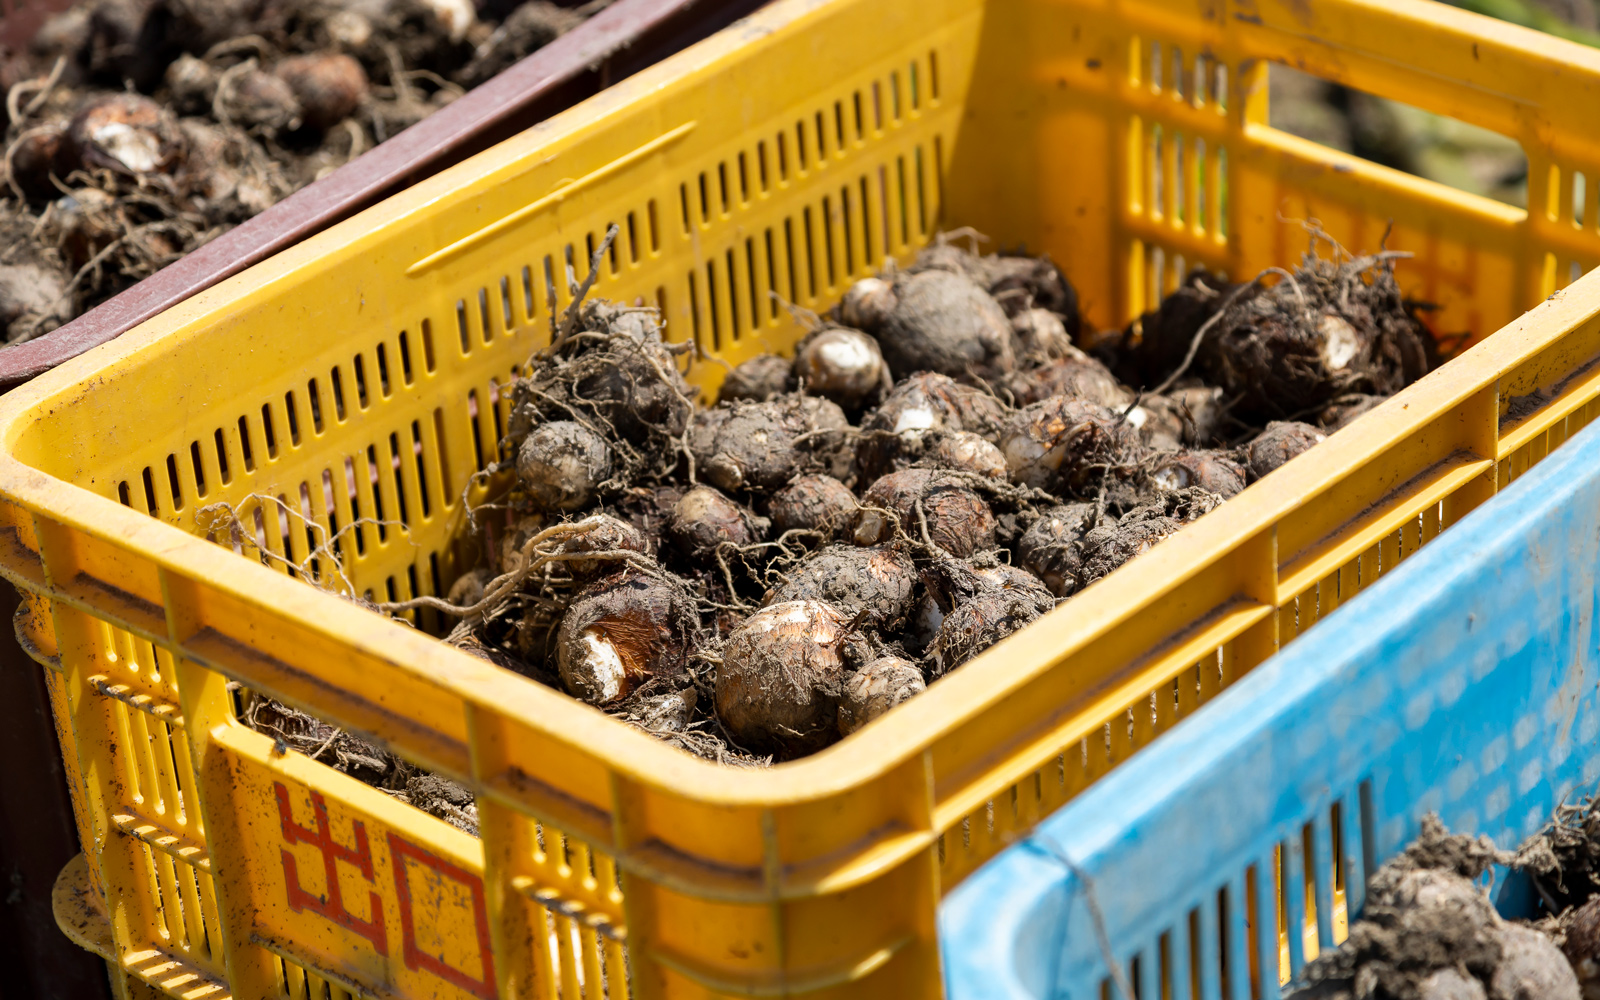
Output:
[
  {"xmin": 388, "ymin": 832, "xmax": 496, "ymax": 1000},
  {"xmin": 272, "ymin": 782, "xmax": 497, "ymax": 998},
  {"xmin": 274, "ymin": 783, "xmax": 387, "ymax": 956}
]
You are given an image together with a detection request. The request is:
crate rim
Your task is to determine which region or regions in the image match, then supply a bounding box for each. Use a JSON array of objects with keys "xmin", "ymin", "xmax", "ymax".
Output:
[{"xmin": 4, "ymin": 0, "xmax": 1600, "ymax": 811}]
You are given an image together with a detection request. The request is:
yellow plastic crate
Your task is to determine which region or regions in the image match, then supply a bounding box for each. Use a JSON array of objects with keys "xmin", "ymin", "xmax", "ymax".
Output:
[{"xmin": 9, "ymin": 0, "xmax": 1600, "ymax": 996}]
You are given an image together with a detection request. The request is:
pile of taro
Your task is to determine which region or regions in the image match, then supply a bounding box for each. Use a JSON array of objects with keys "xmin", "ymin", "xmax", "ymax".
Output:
[
  {"xmin": 398, "ymin": 230, "xmax": 1437, "ymax": 766},
  {"xmin": 1293, "ymin": 807, "xmax": 1600, "ymax": 1000},
  {"xmin": 0, "ymin": 0, "xmax": 591, "ymax": 343}
]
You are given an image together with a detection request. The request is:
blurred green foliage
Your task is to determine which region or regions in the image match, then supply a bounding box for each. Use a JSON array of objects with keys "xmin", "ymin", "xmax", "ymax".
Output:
[
  {"xmin": 1266, "ymin": 0, "xmax": 1600, "ymax": 209},
  {"xmin": 1269, "ymin": 65, "xmax": 1529, "ymax": 207},
  {"xmin": 1445, "ymin": 0, "xmax": 1600, "ymax": 46}
]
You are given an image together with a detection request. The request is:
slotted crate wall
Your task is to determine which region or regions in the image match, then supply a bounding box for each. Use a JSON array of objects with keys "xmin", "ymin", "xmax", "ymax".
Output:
[{"xmin": 12, "ymin": 0, "xmax": 1600, "ymax": 997}]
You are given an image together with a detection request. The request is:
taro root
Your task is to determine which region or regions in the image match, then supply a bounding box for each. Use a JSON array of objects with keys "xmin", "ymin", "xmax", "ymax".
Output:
[
  {"xmin": 242, "ymin": 234, "xmax": 1405, "ymax": 767},
  {"xmin": 839, "ymin": 276, "xmax": 897, "ymax": 331},
  {"xmin": 556, "ymin": 571, "xmax": 693, "ymax": 705},
  {"xmin": 243, "ymin": 697, "xmax": 397, "ymax": 784},
  {"xmin": 1291, "ymin": 817, "xmax": 1552, "ymax": 1000},
  {"xmin": 615, "ymin": 484, "xmax": 685, "ymax": 549},
  {"xmin": 1078, "ymin": 488, "xmax": 1223, "ymax": 586},
  {"xmin": 496, "ymin": 514, "xmax": 545, "ymax": 574},
  {"xmin": 1108, "ymin": 270, "xmax": 1236, "ymax": 389},
  {"xmin": 905, "ymin": 591, "xmax": 945, "ymax": 657},
  {"xmin": 1000, "ymin": 395, "xmax": 1142, "ymax": 494},
  {"xmin": 214, "ymin": 63, "xmax": 302, "ymax": 134},
  {"xmin": 1490, "ymin": 924, "xmax": 1578, "ymax": 1000},
  {"xmin": 1320, "ymin": 393, "xmax": 1387, "ymax": 431},
  {"xmin": 690, "ymin": 393, "xmax": 851, "ymax": 493},
  {"xmin": 53, "ymin": 188, "xmax": 121, "ymax": 273},
  {"xmin": 906, "ymin": 241, "xmax": 973, "ymax": 277},
  {"xmin": 365, "ymin": 0, "xmax": 480, "ymax": 69},
  {"xmin": 856, "ymin": 372, "xmax": 1008, "ymax": 482},
  {"xmin": 1379, "ymin": 867, "xmax": 1496, "ymax": 912},
  {"xmin": 1016, "ymin": 503, "xmax": 1097, "ymax": 597},
  {"xmin": 454, "ymin": 632, "xmax": 526, "ymax": 673},
  {"xmin": 973, "ymin": 253, "xmax": 1079, "ymax": 327},
  {"xmin": 446, "ymin": 567, "xmax": 491, "ymax": 608},
  {"xmin": 719, "ymin": 353, "xmax": 793, "ymax": 403},
  {"xmin": 1245, "ymin": 421, "xmax": 1325, "ymax": 482},
  {"xmin": 930, "ymin": 431, "xmax": 1007, "ymax": 479},
  {"xmin": 763, "ymin": 544, "xmax": 917, "ymax": 629},
  {"xmin": 1170, "ymin": 386, "xmax": 1228, "ymax": 443},
  {"xmin": 174, "ymin": 119, "xmax": 285, "ymax": 218},
  {"xmin": 922, "ymin": 555, "xmax": 1055, "ymax": 618},
  {"xmin": 275, "ymin": 54, "xmax": 368, "ymax": 131},
  {"xmin": 864, "ymin": 371, "xmax": 1008, "ymax": 440},
  {"xmin": 7, "ymin": 125, "xmax": 67, "ymax": 200},
  {"xmin": 164, "ymin": 55, "xmax": 217, "ymax": 116},
  {"xmin": 459, "ymin": 2, "xmax": 583, "ymax": 86},
  {"xmin": 1124, "ymin": 397, "xmax": 1184, "ymax": 452},
  {"xmin": 67, "ymin": 94, "xmax": 185, "ymax": 176},
  {"xmin": 31, "ymin": 6, "xmax": 91, "ymax": 64},
  {"xmin": 911, "ymin": 243, "xmax": 1079, "ymax": 328},
  {"xmin": 0, "ymin": 261, "xmax": 74, "ymax": 341},
  {"xmin": 970, "ymin": 562, "xmax": 1055, "ymax": 610},
  {"xmin": 838, "ymin": 657, "xmax": 925, "ymax": 735},
  {"xmin": 714, "ymin": 600, "xmax": 858, "ymax": 756},
  {"xmin": 1005, "ymin": 348, "xmax": 1130, "ymax": 409},
  {"xmin": 793, "ymin": 326, "xmax": 889, "ymax": 410},
  {"xmin": 1561, "ymin": 897, "xmax": 1600, "ymax": 994},
  {"xmin": 517, "ymin": 421, "xmax": 612, "ymax": 511},
  {"xmin": 1198, "ymin": 253, "xmax": 1433, "ymax": 420},
  {"xmin": 554, "ymin": 514, "xmax": 650, "ymax": 579},
  {"xmin": 855, "ymin": 468, "xmax": 996, "ymax": 557},
  {"xmin": 877, "ymin": 269, "xmax": 1015, "ymax": 384},
  {"xmin": 562, "ymin": 304, "xmax": 694, "ymax": 439},
  {"xmin": 768, "ymin": 474, "xmax": 857, "ymax": 536},
  {"xmin": 1010, "ymin": 307, "xmax": 1074, "ymax": 363},
  {"xmin": 324, "ymin": 10, "xmax": 376, "ymax": 50},
  {"xmin": 928, "ymin": 589, "xmax": 1048, "ymax": 676},
  {"xmin": 402, "ymin": 772, "xmax": 478, "ymax": 834},
  {"xmin": 0, "ymin": 0, "xmax": 603, "ymax": 354},
  {"xmin": 420, "ymin": 0, "xmax": 479, "ymax": 41},
  {"xmin": 78, "ymin": 0, "xmax": 170, "ymax": 90},
  {"xmin": 667, "ymin": 485, "xmax": 766, "ymax": 560},
  {"xmin": 625, "ymin": 684, "xmax": 699, "ymax": 735},
  {"xmin": 1145, "ymin": 450, "xmax": 1247, "ymax": 498},
  {"xmin": 83, "ymin": 0, "xmax": 260, "ymax": 86},
  {"xmin": 1132, "ymin": 386, "xmax": 1227, "ymax": 450},
  {"xmin": 1418, "ymin": 968, "xmax": 1486, "ymax": 1000}
]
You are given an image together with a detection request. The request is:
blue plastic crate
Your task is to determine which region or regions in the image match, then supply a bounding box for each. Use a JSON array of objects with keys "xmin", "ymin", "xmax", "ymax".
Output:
[{"xmin": 939, "ymin": 415, "xmax": 1600, "ymax": 1000}]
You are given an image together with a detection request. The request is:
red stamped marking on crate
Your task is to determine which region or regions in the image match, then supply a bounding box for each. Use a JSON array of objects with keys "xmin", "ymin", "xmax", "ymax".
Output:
[
  {"xmin": 388, "ymin": 832, "xmax": 497, "ymax": 1000},
  {"xmin": 272, "ymin": 780, "xmax": 495, "ymax": 997},
  {"xmin": 275, "ymin": 783, "xmax": 389, "ymax": 956}
]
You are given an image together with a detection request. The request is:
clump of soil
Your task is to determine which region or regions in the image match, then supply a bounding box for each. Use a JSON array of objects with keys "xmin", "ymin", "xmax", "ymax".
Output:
[
  {"xmin": 230, "ymin": 223, "xmax": 1439, "ymax": 785},
  {"xmin": 0, "ymin": 0, "xmax": 593, "ymax": 343},
  {"xmin": 1289, "ymin": 803, "xmax": 1600, "ymax": 1000}
]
